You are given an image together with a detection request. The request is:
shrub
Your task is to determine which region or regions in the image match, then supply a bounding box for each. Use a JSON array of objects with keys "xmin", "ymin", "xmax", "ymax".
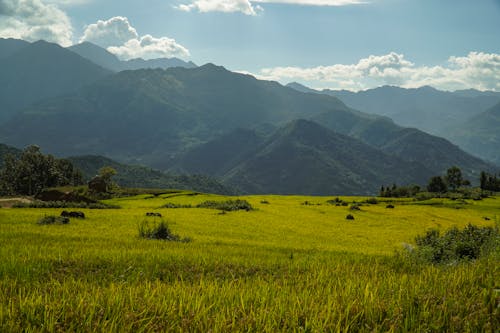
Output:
[
  {"xmin": 196, "ymin": 199, "xmax": 253, "ymax": 212},
  {"xmin": 346, "ymin": 214, "xmax": 355, "ymax": 220},
  {"xmin": 38, "ymin": 215, "xmax": 70, "ymax": 225},
  {"xmin": 260, "ymin": 200, "xmax": 270, "ymax": 204},
  {"xmin": 161, "ymin": 202, "xmax": 192, "ymax": 209},
  {"xmin": 386, "ymin": 204, "xmax": 395, "ymax": 209},
  {"xmin": 364, "ymin": 197, "xmax": 378, "ymax": 204},
  {"xmin": 138, "ymin": 220, "xmax": 189, "ymax": 242},
  {"xmin": 349, "ymin": 204, "xmax": 361, "ymax": 211},
  {"xmin": 411, "ymin": 224, "xmax": 498, "ymax": 264},
  {"xmin": 13, "ymin": 200, "xmax": 119, "ymax": 209},
  {"xmin": 326, "ymin": 197, "xmax": 343, "ymax": 205}
]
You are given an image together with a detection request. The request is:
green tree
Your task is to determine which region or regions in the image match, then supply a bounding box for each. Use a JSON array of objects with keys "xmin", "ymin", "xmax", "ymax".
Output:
[
  {"xmin": 445, "ymin": 166, "xmax": 463, "ymax": 191},
  {"xmin": 427, "ymin": 176, "xmax": 447, "ymax": 193},
  {"xmin": 98, "ymin": 166, "xmax": 117, "ymax": 191}
]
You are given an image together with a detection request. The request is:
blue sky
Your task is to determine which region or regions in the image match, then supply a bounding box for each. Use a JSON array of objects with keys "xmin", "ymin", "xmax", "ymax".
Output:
[{"xmin": 1, "ymin": 0, "xmax": 499, "ymax": 90}]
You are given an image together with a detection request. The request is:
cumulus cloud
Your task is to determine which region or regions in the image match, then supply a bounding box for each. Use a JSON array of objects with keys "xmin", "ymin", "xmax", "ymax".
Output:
[
  {"xmin": 79, "ymin": 16, "xmax": 138, "ymax": 48},
  {"xmin": 0, "ymin": 0, "xmax": 73, "ymax": 46},
  {"xmin": 251, "ymin": 52, "xmax": 500, "ymax": 91},
  {"xmin": 177, "ymin": 0, "xmax": 260, "ymax": 15},
  {"xmin": 177, "ymin": 0, "xmax": 362, "ymax": 15},
  {"xmin": 80, "ymin": 17, "xmax": 190, "ymax": 60},
  {"xmin": 108, "ymin": 34, "xmax": 190, "ymax": 60}
]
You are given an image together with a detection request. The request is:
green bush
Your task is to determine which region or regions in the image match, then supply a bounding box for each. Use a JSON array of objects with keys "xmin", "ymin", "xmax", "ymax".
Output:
[
  {"xmin": 196, "ymin": 199, "xmax": 253, "ymax": 212},
  {"xmin": 364, "ymin": 197, "xmax": 378, "ymax": 204},
  {"xmin": 412, "ymin": 224, "xmax": 498, "ymax": 264},
  {"xmin": 38, "ymin": 215, "xmax": 70, "ymax": 225},
  {"xmin": 346, "ymin": 214, "xmax": 355, "ymax": 220},
  {"xmin": 13, "ymin": 201, "xmax": 119, "ymax": 209},
  {"xmin": 138, "ymin": 220, "xmax": 190, "ymax": 242},
  {"xmin": 161, "ymin": 202, "xmax": 192, "ymax": 209}
]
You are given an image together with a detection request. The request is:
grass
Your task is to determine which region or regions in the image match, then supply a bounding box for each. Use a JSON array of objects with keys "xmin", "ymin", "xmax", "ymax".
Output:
[{"xmin": 0, "ymin": 191, "xmax": 498, "ymax": 331}]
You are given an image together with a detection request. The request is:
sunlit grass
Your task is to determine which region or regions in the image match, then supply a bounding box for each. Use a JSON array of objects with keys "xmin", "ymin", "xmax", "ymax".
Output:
[{"xmin": 0, "ymin": 192, "xmax": 498, "ymax": 331}]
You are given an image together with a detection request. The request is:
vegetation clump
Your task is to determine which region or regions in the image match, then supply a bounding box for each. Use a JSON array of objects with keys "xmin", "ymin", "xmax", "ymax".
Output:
[
  {"xmin": 37, "ymin": 215, "xmax": 70, "ymax": 225},
  {"xmin": 349, "ymin": 204, "xmax": 361, "ymax": 211},
  {"xmin": 13, "ymin": 200, "xmax": 119, "ymax": 209},
  {"xmin": 411, "ymin": 224, "xmax": 499, "ymax": 264},
  {"xmin": 138, "ymin": 220, "xmax": 189, "ymax": 242},
  {"xmin": 326, "ymin": 197, "xmax": 344, "ymax": 205},
  {"xmin": 161, "ymin": 202, "xmax": 193, "ymax": 209},
  {"xmin": 196, "ymin": 199, "xmax": 253, "ymax": 212},
  {"xmin": 346, "ymin": 214, "xmax": 355, "ymax": 220}
]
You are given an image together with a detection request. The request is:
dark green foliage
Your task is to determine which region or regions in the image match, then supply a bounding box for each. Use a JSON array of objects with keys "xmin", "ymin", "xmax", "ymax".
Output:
[
  {"xmin": 138, "ymin": 220, "xmax": 189, "ymax": 242},
  {"xmin": 196, "ymin": 199, "xmax": 253, "ymax": 212},
  {"xmin": 480, "ymin": 171, "xmax": 500, "ymax": 191},
  {"xmin": 349, "ymin": 204, "xmax": 361, "ymax": 211},
  {"xmin": 364, "ymin": 197, "xmax": 378, "ymax": 204},
  {"xmin": 427, "ymin": 176, "xmax": 448, "ymax": 193},
  {"xmin": 413, "ymin": 224, "xmax": 499, "ymax": 264},
  {"xmin": 326, "ymin": 197, "xmax": 344, "ymax": 205},
  {"xmin": 386, "ymin": 204, "xmax": 395, "ymax": 209},
  {"xmin": 37, "ymin": 215, "xmax": 70, "ymax": 225},
  {"xmin": 69, "ymin": 155, "xmax": 236, "ymax": 195},
  {"xmin": 379, "ymin": 184, "xmax": 421, "ymax": 197},
  {"xmin": 445, "ymin": 166, "xmax": 463, "ymax": 191},
  {"xmin": 0, "ymin": 145, "xmax": 84, "ymax": 196},
  {"xmin": 260, "ymin": 200, "xmax": 270, "ymax": 204},
  {"xmin": 346, "ymin": 214, "xmax": 355, "ymax": 220},
  {"xmin": 13, "ymin": 201, "xmax": 119, "ymax": 209},
  {"xmin": 161, "ymin": 202, "xmax": 192, "ymax": 209}
]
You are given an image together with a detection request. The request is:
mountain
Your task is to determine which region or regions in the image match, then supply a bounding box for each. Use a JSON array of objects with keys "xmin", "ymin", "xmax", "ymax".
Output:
[
  {"xmin": 0, "ymin": 38, "xmax": 29, "ymax": 59},
  {"xmin": 221, "ymin": 120, "xmax": 432, "ymax": 195},
  {"xmin": 68, "ymin": 42, "xmax": 196, "ymax": 72},
  {"xmin": 68, "ymin": 155, "xmax": 235, "ymax": 194},
  {"xmin": 0, "ymin": 64, "xmax": 492, "ymax": 194},
  {"xmin": 0, "ymin": 64, "xmax": 351, "ymax": 167},
  {"xmin": 68, "ymin": 42, "xmax": 124, "ymax": 71},
  {"xmin": 317, "ymin": 85, "xmax": 500, "ymax": 136},
  {"xmin": 0, "ymin": 40, "xmax": 112, "ymax": 123},
  {"xmin": 450, "ymin": 102, "xmax": 500, "ymax": 165}
]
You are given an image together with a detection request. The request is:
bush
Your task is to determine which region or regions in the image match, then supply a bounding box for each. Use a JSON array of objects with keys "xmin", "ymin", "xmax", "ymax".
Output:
[
  {"xmin": 349, "ymin": 204, "xmax": 361, "ymax": 211},
  {"xmin": 346, "ymin": 214, "xmax": 355, "ymax": 220},
  {"xmin": 260, "ymin": 200, "xmax": 270, "ymax": 204},
  {"xmin": 13, "ymin": 200, "xmax": 119, "ymax": 209},
  {"xmin": 196, "ymin": 199, "xmax": 253, "ymax": 212},
  {"xmin": 364, "ymin": 197, "xmax": 378, "ymax": 204},
  {"xmin": 326, "ymin": 197, "xmax": 344, "ymax": 205},
  {"xmin": 386, "ymin": 204, "xmax": 395, "ymax": 209},
  {"xmin": 38, "ymin": 215, "xmax": 70, "ymax": 225},
  {"xmin": 161, "ymin": 202, "xmax": 192, "ymax": 209},
  {"xmin": 411, "ymin": 224, "xmax": 498, "ymax": 264},
  {"xmin": 138, "ymin": 220, "xmax": 190, "ymax": 242}
]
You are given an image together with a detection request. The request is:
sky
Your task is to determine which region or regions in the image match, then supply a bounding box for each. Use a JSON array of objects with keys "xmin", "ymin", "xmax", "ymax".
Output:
[{"xmin": 0, "ymin": 0, "xmax": 499, "ymax": 91}]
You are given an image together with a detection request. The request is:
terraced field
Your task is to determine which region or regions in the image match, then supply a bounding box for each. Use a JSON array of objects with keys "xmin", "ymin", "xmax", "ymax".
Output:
[{"xmin": 0, "ymin": 192, "xmax": 498, "ymax": 332}]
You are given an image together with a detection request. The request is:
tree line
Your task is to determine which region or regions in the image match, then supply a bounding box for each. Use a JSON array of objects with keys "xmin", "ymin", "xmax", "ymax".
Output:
[{"xmin": 0, "ymin": 145, "xmax": 83, "ymax": 196}]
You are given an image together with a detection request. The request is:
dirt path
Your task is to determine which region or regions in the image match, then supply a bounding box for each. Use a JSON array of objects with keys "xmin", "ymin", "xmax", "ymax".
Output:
[{"xmin": 0, "ymin": 197, "xmax": 33, "ymax": 208}]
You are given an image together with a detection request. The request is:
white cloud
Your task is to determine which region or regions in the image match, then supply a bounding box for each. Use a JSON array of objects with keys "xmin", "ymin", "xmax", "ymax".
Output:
[
  {"xmin": 177, "ymin": 0, "xmax": 363, "ymax": 15},
  {"xmin": 80, "ymin": 16, "xmax": 138, "ymax": 48},
  {"xmin": 108, "ymin": 34, "xmax": 190, "ymax": 60},
  {"xmin": 80, "ymin": 17, "xmax": 190, "ymax": 60},
  {"xmin": 0, "ymin": 0, "xmax": 73, "ymax": 46},
  {"xmin": 177, "ymin": 0, "xmax": 259, "ymax": 15},
  {"xmin": 251, "ymin": 52, "xmax": 500, "ymax": 91}
]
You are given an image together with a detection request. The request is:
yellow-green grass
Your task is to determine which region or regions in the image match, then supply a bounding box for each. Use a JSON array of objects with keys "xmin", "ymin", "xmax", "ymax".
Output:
[{"xmin": 0, "ymin": 192, "xmax": 498, "ymax": 332}]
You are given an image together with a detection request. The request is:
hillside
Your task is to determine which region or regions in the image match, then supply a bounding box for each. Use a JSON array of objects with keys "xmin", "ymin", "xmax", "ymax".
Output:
[
  {"xmin": 0, "ymin": 38, "xmax": 29, "ymax": 59},
  {"xmin": 220, "ymin": 120, "xmax": 432, "ymax": 195},
  {"xmin": 0, "ymin": 40, "xmax": 112, "ymax": 123},
  {"xmin": 68, "ymin": 42, "xmax": 196, "ymax": 72},
  {"xmin": 68, "ymin": 155, "xmax": 235, "ymax": 195},
  {"xmin": 450, "ymin": 102, "xmax": 500, "ymax": 165}
]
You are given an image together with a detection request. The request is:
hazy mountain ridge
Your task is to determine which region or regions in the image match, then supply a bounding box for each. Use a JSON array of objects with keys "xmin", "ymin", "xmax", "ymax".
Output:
[{"xmin": 68, "ymin": 42, "xmax": 197, "ymax": 72}]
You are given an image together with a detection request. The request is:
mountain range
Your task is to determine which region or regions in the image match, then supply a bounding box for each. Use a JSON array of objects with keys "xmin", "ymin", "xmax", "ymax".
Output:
[
  {"xmin": 0, "ymin": 38, "xmax": 496, "ymax": 195},
  {"xmin": 287, "ymin": 82, "xmax": 500, "ymax": 165}
]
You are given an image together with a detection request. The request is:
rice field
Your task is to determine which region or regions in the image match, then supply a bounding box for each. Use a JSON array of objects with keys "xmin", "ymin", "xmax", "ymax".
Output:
[{"xmin": 0, "ymin": 192, "xmax": 499, "ymax": 332}]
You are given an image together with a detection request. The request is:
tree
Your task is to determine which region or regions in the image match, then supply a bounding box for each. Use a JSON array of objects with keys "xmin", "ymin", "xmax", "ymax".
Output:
[
  {"xmin": 480, "ymin": 171, "xmax": 487, "ymax": 190},
  {"xmin": 446, "ymin": 166, "xmax": 463, "ymax": 191},
  {"xmin": 427, "ymin": 176, "xmax": 447, "ymax": 193},
  {"xmin": 98, "ymin": 166, "xmax": 117, "ymax": 191},
  {"xmin": 0, "ymin": 145, "xmax": 83, "ymax": 196}
]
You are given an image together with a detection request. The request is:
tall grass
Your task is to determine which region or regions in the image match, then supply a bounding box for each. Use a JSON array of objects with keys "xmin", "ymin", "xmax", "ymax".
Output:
[{"xmin": 0, "ymin": 193, "xmax": 498, "ymax": 331}]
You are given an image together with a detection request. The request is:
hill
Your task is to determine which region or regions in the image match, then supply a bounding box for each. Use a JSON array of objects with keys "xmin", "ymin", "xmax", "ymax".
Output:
[
  {"xmin": 449, "ymin": 102, "xmax": 500, "ymax": 165},
  {"xmin": 220, "ymin": 120, "xmax": 432, "ymax": 195},
  {"xmin": 68, "ymin": 42, "xmax": 196, "ymax": 72},
  {"xmin": 0, "ymin": 63, "xmax": 492, "ymax": 194},
  {"xmin": 0, "ymin": 40, "xmax": 112, "ymax": 123},
  {"xmin": 0, "ymin": 143, "xmax": 21, "ymax": 168},
  {"xmin": 68, "ymin": 155, "xmax": 235, "ymax": 195},
  {"xmin": 0, "ymin": 38, "xmax": 29, "ymax": 59}
]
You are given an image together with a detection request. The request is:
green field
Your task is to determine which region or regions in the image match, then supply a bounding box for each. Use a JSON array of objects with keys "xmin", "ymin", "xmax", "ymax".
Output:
[{"xmin": 0, "ymin": 192, "xmax": 499, "ymax": 332}]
